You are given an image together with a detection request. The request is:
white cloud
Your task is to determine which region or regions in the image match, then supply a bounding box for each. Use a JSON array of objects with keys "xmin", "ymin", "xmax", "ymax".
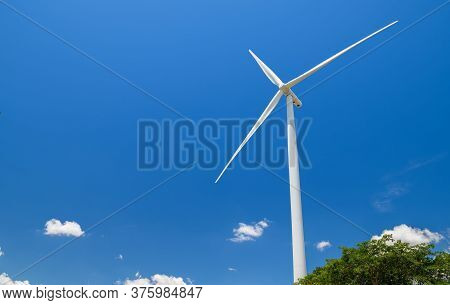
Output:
[
  {"xmin": 115, "ymin": 254, "xmax": 124, "ymax": 261},
  {"xmin": 0, "ymin": 273, "xmax": 30, "ymax": 285},
  {"xmin": 372, "ymin": 224, "xmax": 443, "ymax": 246},
  {"xmin": 0, "ymin": 247, "xmax": 4, "ymax": 257},
  {"xmin": 44, "ymin": 219, "xmax": 84, "ymax": 237},
  {"xmin": 373, "ymin": 184, "xmax": 408, "ymax": 212},
  {"xmin": 227, "ymin": 267, "xmax": 237, "ymax": 272},
  {"xmin": 123, "ymin": 278, "xmax": 151, "ymax": 285},
  {"xmin": 316, "ymin": 241, "xmax": 332, "ymax": 251},
  {"xmin": 229, "ymin": 219, "xmax": 270, "ymax": 243},
  {"xmin": 383, "ymin": 153, "xmax": 447, "ymax": 181},
  {"xmin": 151, "ymin": 274, "xmax": 187, "ymax": 285},
  {"xmin": 121, "ymin": 273, "xmax": 186, "ymax": 285}
]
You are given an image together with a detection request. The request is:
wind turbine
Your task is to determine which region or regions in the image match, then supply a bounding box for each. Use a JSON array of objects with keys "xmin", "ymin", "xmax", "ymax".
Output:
[{"xmin": 215, "ymin": 21, "xmax": 398, "ymax": 282}]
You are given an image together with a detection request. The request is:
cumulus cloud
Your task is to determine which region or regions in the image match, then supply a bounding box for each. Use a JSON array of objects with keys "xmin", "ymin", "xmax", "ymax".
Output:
[
  {"xmin": 373, "ymin": 184, "xmax": 408, "ymax": 212},
  {"xmin": 316, "ymin": 241, "xmax": 332, "ymax": 251},
  {"xmin": 150, "ymin": 274, "xmax": 187, "ymax": 285},
  {"xmin": 123, "ymin": 278, "xmax": 151, "ymax": 285},
  {"xmin": 121, "ymin": 273, "xmax": 186, "ymax": 285},
  {"xmin": 44, "ymin": 219, "xmax": 84, "ymax": 237},
  {"xmin": 229, "ymin": 219, "xmax": 270, "ymax": 243},
  {"xmin": 372, "ymin": 224, "xmax": 443, "ymax": 246},
  {"xmin": 227, "ymin": 267, "xmax": 237, "ymax": 272},
  {"xmin": 0, "ymin": 273, "xmax": 30, "ymax": 285}
]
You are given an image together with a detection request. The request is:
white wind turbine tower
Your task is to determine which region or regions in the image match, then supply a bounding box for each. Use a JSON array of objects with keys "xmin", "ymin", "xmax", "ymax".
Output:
[{"xmin": 215, "ymin": 21, "xmax": 398, "ymax": 282}]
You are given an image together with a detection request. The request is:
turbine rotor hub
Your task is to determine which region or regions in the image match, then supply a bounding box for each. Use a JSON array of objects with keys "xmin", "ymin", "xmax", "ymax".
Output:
[{"xmin": 279, "ymin": 84, "xmax": 291, "ymax": 95}]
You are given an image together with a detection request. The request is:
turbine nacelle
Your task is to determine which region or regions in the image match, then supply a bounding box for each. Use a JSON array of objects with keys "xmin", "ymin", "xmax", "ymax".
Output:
[
  {"xmin": 280, "ymin": 85, "xmax": 302, "ymax": 108},
  {"xmin": 288, "ymin": 91, "xmax": 302, "ymax": 108}
]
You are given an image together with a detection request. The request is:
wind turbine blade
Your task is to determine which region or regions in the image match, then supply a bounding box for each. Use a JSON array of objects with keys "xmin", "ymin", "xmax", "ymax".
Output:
[
  {"xmin": 215, "ymin": 90, "xmax": 284, "ymax": 183},
  {"xmin": 286, "ymin": 21, "xmax": 398, "ymax": 88},
  {"xmin": 249, "ymin": 50, "xmax": 284, "ymax": 88}
]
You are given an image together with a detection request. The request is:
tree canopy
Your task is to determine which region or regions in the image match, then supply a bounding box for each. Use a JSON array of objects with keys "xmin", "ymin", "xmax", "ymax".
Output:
[{"xmin": 296, "ymin": 235, "xmax": 449, "ymax": 285}]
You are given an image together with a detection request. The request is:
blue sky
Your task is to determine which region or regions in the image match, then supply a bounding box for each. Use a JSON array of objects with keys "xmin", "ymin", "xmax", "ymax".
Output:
[{"xmin": 1, "ymin": 0, "xmax": 449, "ymax": 284}]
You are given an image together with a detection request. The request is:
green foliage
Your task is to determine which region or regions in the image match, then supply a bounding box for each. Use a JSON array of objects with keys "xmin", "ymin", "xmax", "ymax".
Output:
[{"xmin": 296, "ymin": 235, "xmax": 449, "ymax": 285}]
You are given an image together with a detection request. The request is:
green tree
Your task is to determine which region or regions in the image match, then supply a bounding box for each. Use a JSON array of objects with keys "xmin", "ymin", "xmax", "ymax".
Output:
[{"xmin": 296, "ymin": 235, "xmax": 449, "ymax": 285}]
